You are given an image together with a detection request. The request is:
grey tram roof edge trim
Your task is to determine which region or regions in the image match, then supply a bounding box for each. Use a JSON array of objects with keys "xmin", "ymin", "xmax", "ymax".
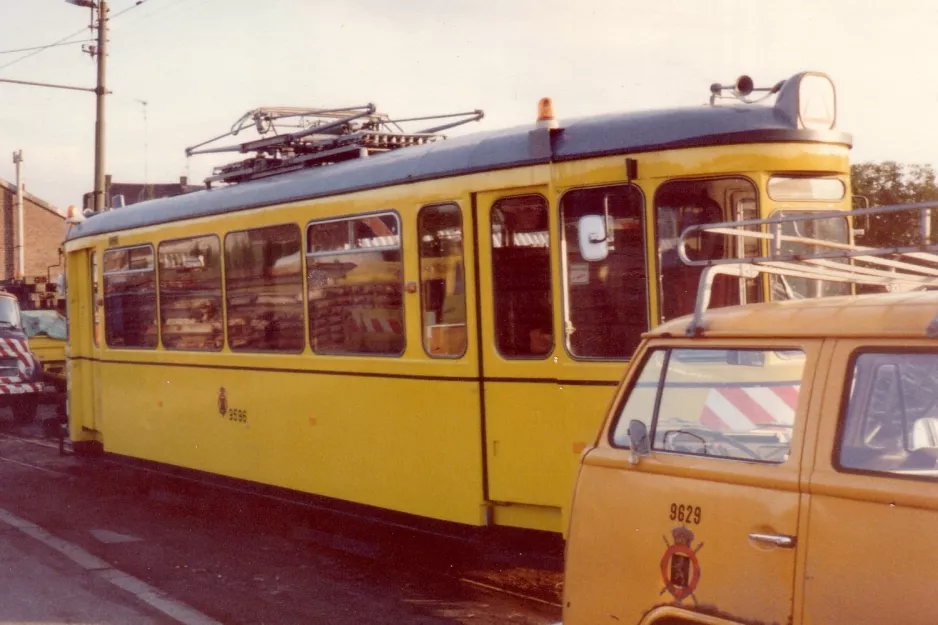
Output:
[{"xmin": 67, "ymin": 104, "xmax": 854, "ymax": 242}]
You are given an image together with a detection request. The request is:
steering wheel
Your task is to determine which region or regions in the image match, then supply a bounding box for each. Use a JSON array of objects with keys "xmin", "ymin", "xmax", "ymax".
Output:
[{"xmin": 670, "ymin": 427, "xmax": 763, "ymax": 461}]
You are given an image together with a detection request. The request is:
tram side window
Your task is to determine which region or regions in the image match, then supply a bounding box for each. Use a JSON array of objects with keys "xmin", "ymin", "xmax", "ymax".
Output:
[
  {"xmin": 419, "ymin": 204, "xmax": 467, "ymax": 358},
  {"xmin": 91, "ymin": 251, "xmax": 100, "ymax": 347},
  {"xmin": 159, "ymin": 235, "xmax": 223, "ymax": 351},
  {"xmin": 562, "ymin": 185, "xmax": 646, "ymax": 359},
  {"xmin": 224, "ymin": 224, "xmax": 304, "ymax": 352},
  {"xmin": 491, "ymin": 195, "xmax": 553, "ymax": 358},
  {"xmin": 103, "ymin": 245, "xmax": 158, "ymax": 349},
  {"xmin": 307, "ymin": 212, "xmax": 405, "ymax": 356},
  {"xmin": 655, "ymin": 178, "xmax": 759, "ymax": 322}
]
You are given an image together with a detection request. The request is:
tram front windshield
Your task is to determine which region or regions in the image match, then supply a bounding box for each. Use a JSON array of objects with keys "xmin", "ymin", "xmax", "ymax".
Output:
[{"xmin": 770, "ymin": 211, "xmax": 851, "ymax": 300}]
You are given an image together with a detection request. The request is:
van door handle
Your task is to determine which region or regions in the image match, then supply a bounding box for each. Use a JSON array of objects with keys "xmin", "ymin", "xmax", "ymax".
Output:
[{"xmin": 749, "ymin": 532, "xmax": 796, "ymax": 548}]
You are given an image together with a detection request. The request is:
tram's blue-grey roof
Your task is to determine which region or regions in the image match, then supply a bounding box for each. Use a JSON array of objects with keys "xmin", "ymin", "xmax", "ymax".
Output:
[{"xmin": 67, "ymin": 103, "xmax": 852, "ymax": 241}]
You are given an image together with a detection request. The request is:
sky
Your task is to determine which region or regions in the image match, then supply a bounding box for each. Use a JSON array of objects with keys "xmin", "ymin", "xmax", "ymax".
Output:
[{"xmin": 0, "ymin": 0, "xmax": 935, "ymax": 212}]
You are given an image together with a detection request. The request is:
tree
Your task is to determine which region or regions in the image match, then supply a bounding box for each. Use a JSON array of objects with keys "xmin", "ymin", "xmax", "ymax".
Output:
[{"xmin": 851, "ymin": 161, "xmax": 938, "ymax": 247}]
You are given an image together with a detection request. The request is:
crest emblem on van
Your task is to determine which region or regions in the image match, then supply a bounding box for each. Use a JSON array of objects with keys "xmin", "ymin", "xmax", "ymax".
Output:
[{"xmin": 660, "ymin": 525, "xmax": 704, "ymax": 603}]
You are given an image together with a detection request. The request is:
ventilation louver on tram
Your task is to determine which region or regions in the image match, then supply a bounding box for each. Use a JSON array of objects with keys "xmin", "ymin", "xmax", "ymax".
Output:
[{"xmin": 184, "ymin": 105, "xmax": 484, "ymax": 188}]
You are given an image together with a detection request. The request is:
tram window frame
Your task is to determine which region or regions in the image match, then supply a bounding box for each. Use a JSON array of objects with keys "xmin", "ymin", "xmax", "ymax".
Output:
[
  {"xmin": 418, "ymin": 203, "xmax": 467, "ymax": 359},
  {"xmin": 102, "ymin": 244, "xmax": 158, "ymax": 350},
  {"xmin": 306, "ymin": 211, "xmax": 406, "ymax": 357},
  {"xmin": 490, "ymin": 194, "xmax": 554, "ymax": 360},
  {"xmin": 559, "ymin": 184, "xmax": 648, "ymax": 361},
  {"xmin": 223, "ymin": 223, "xmax": 305, "ymax": 354},
  {"xmin": 653, "ymin": 177, "xmax": 760, "ymax": 323},
  {"xmin": 158, "ymin": 234, "xmax": 224, "ymax": 352}
]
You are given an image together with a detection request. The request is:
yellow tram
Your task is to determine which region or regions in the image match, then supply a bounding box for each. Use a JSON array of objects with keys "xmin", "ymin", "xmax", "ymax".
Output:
[{"xmin": 64, "ymin": 72, "xmax": 852, "ymax": 534}]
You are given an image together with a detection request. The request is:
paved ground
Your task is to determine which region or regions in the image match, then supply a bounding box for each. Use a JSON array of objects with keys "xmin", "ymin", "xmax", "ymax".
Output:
[
  {"xmin": 0, "ymin": 519, "xmax": 178, "ymax": 624},
  {"xmin": 0, "ymin": 408, "xmax": 563, "ymax": 624}
]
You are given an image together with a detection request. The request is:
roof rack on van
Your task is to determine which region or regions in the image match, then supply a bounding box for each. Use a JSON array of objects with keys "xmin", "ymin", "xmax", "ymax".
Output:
[
  {"xmin": 184, "ymin": 105, "xmax": 484, "ymax": 188},
  {"xmin": 679, "ymin": 201, "xmax": 938, "ymax": 336}
]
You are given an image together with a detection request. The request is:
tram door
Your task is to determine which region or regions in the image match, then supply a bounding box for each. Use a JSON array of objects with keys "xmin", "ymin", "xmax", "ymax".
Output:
[
  {"xmin": 474, "ymin": 188, "xmax": 565, "ymax": 529},
  {"xmin": 65, "ymin": 247, "xmax": 101, "ymax": 439}
]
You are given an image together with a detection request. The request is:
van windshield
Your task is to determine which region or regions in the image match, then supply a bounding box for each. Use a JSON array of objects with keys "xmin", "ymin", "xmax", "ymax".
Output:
[{"xmin": 0, "ymin": 298, "xmax": 20, "ymax": 328}]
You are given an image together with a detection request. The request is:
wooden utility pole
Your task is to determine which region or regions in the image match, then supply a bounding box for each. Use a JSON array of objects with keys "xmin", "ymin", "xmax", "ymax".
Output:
[
  {"xmin": 93, "ymin": 0, "xmax": 108, "ymax": 213},
  {"xmin": 3, "ymin": 1, "xmax": 112, "ymax": 212}
]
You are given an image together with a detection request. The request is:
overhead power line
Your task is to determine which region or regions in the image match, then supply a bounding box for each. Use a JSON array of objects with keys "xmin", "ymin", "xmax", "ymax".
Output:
[
  {"xmin": 111, "ymin": 0, "xmax": 152, "ymax": 20},
  {"xmin": 0, "ymin": 0, "xmax": 152, "ymax": 74},
  {"xmin": 0, "ymin": 40, "xmax": 93, "ymax": 55},
  {"xmin": 0, "ymin": 26, "xmax": 90, "ymax": 73}
]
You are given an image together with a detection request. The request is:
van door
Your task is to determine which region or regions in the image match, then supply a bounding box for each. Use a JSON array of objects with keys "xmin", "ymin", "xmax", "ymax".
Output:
[
  {"xmin": 563, "ymin": 339, "xmax": 822, "ymax": 624},
  {"xmin": 803, "ymin": 340, "xmax": 938, "ymax": 623},
  {"xmin": 473, "ymin": 187, "xmax": 564, "ymax": 531}
]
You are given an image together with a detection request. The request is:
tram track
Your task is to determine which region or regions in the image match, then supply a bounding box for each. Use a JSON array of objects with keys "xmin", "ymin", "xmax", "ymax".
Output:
[
  {"xmin": 0, "ymin": 453, "xmax": 71, "ymax": 476},
  {"xmin": 112, "ymin": 453, "xmax": 566, "ymax": 610},
  {"xmin": 0, "ymin": 427, "xmax": 565, "ymax": 614},
  {"xmin": 0, "ymin": 431, "xmax": 72, "ymax": 477},
  {"xmin": 0, "ymin": 430, "xmax": 61, "ymax": 449}
]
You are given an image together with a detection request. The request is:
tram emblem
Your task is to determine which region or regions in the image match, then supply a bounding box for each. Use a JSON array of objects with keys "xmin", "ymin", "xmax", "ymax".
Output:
[
  {"xmin": 218, "ymin": 387, "xmax": 227, "ymax": 416},
  {"xmin": 660, "ymin": 525, "xmax": 703, "ymax": 603}
]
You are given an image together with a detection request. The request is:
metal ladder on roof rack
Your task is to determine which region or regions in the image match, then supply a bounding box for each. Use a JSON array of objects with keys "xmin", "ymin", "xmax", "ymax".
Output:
[
  {"xmin": 184, "ymin": 105, "xmax": 484, "ymax": 188},
  {"xmin": 679, "ymin": 201, "xmax": 938, "ymax": 336}
]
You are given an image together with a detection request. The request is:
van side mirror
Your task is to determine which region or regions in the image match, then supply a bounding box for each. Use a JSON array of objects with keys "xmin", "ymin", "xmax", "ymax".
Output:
[
  {"xmin": 627, "ymin": 419, "xmax": 650, "ymax": 465},
  {"xmin": 578, "ymin": 215, "xmax": 609, "ymax": 262}
]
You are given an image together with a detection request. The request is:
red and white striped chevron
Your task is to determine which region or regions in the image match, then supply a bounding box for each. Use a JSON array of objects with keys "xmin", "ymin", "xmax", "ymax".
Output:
[
  {"xmin": 349, "ymin": 317, "xmax": 404, "ymax": 334},
  {"xmin": 699, "ymin": 385, "xmax": 800, "ymax": 432},
  {"xmin": 0, "ymin": 382, "xmax": 45, "ymax": 394},
  {"xmin": 0, "ymin": 336, "xmax": 40, "ymax": 394}
]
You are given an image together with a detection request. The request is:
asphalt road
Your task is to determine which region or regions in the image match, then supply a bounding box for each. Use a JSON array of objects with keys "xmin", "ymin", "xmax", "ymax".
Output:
[{"xmin": 0, "ymin": 408, "xmax": 562, "ymax": 625}]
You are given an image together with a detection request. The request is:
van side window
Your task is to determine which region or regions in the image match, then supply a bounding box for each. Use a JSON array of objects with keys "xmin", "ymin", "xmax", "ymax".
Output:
[
  {"xmin": 839, "ymin": 353, "xmax": 938, "ymax": 477},
  {"xmin": 491, "ymin": 195, "xmax": 552, "ymax": 358},
  {"xmin": 418, "ymin": 204, "xmax": 466, "ymax": 358},
  {"xmin": 655, "ymin": 178, "xmax": 759, "ymax": 322},
  {"xmin": 224, "ymin": 224, "xmax": 304, "ymax": 352},
  {"xmin": 102, "ymin": 245, "xmax": 158, "ymax": 349},
  {"xmin": 612, "ymin": 348, "xmax": 805, "ymax": 464},
  {"xmin": 307, "ymin": 213, "xmax": 404, "ymax": 356},
  {"xmin": 158, "ymin": 235, "xmax": 223, "ymax": 351},
  {"xmin": 561, "ymin": 185, "xmax": 647, "ymax": 359}
]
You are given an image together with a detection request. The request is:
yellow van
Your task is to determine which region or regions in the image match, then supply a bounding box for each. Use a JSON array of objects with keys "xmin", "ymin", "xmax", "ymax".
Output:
[
  {"xmin": 562, "ymin": 290, "xmax": 938, "ymax": 624},
  {"xmin": 562, "ymin": 204, "xmax": 938, "ymax": 624}
]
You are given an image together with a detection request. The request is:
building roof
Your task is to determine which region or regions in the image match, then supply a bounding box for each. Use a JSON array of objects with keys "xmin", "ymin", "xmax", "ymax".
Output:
[
  {"xmin": 81, "ymin": 179, "xmax": 203, "ymax": 210},
  {"xmin": 66, "ymin": 102, "xmax": 852, "ymax": 242},
  {"xmin": 650, "ymin": 290, "xmax": 938, "ymax": 340},
  {"xmin": 0, "ymin": 178, "xmax": 64, "ymax": 220}
]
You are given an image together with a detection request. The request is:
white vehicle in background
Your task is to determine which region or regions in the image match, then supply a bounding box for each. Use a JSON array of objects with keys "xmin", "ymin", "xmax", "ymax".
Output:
[{"xmin": 0, "ymin": 291, "xmax": 52, "ymax": 422}]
